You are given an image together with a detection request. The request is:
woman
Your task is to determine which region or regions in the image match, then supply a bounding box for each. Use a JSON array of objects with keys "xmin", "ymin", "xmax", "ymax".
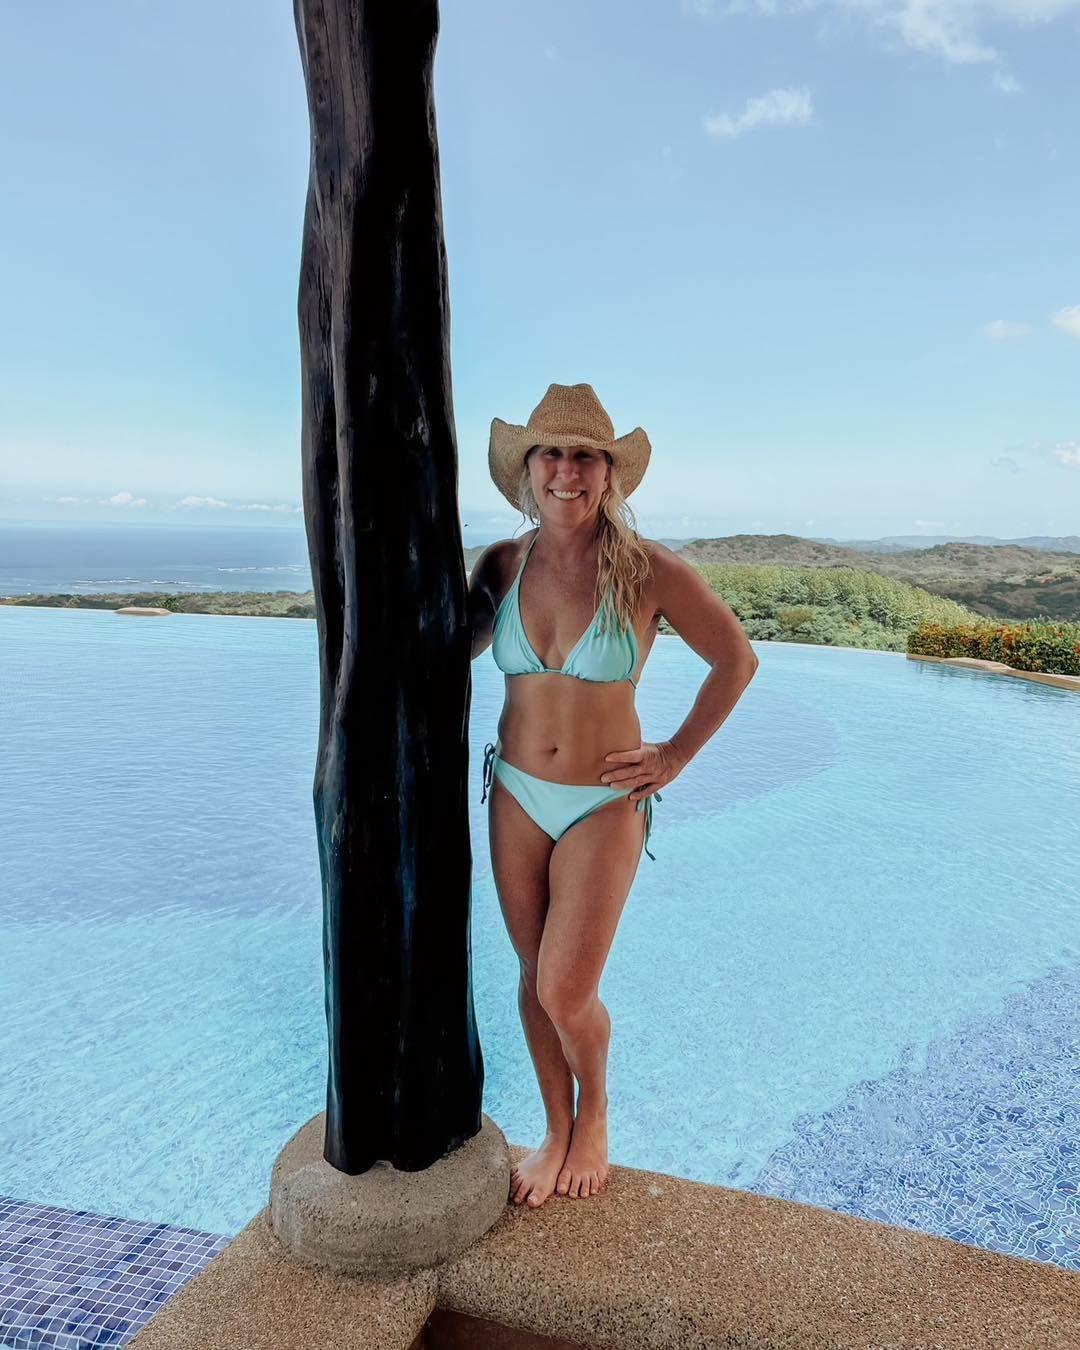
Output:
[{"xmin": 468, "ymin": 383, "xmax": 759, "ymax": 1209}]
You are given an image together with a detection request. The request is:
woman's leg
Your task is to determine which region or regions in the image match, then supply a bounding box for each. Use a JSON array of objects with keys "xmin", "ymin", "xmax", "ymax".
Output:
[
  {"xmin": 538, "ymin": 794, "xmax": 647, "ymax": 1198},
  {"xmin": 488, "ymin": 776, "xmax": 574, "ymax": 1208}
]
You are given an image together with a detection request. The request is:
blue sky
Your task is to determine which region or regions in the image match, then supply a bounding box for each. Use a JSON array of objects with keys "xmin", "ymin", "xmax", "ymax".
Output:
[{"xmin": 1, "ymin": 0, "xmax": 1077, "ymax": 542}]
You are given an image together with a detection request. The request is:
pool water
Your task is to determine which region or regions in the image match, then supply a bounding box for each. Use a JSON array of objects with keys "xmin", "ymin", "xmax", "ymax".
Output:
[{"xmin": 1, "ymin": 606, "xmax": 1078, "ymax": 1268}]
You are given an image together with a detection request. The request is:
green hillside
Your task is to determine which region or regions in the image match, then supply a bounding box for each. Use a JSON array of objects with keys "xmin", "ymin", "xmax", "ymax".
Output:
[
  {"xmin": 0, "ymin": 591, "xmax": 316, "ymax": 618},
  {"xmin": 669, "ymin": 562, "xmax": 979, "ymax": 651}
]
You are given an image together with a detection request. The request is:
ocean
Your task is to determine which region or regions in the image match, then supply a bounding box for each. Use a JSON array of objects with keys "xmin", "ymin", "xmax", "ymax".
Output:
[{"xmin": 0, "ymin": 521, "xmax": 500, "ymax": 597}]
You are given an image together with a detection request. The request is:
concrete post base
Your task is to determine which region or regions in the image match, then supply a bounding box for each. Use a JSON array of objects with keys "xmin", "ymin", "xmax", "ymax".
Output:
[{"xmin": 268, "ymin": 1113, "xmax": 510, "ymax": 1278}]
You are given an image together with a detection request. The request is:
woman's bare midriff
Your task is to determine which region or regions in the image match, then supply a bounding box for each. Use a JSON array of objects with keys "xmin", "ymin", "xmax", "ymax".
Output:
[{"xmin": 497, "ymin": 674, "xmax": 644, "ymax": 785}]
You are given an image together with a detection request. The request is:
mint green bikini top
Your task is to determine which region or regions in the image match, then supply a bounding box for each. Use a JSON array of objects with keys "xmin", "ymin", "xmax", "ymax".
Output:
[{"xmin": 491, "ymin": 534, "xmax": 639, "ymax": 688}]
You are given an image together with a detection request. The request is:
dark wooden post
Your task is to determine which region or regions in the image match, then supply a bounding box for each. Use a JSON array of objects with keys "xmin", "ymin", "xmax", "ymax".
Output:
[{"xmin": 293, "ymin": 0, "xmax": 483, "ymax": 1174}]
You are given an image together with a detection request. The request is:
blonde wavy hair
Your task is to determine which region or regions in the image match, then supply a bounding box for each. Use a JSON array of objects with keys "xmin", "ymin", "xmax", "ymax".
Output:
[{"xmin": 516, "ymin": 447, "xmax": 652, "ymax": 635}]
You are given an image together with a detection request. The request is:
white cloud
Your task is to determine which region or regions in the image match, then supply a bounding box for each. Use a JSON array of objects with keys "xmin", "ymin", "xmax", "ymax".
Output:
[
  {"xmin": 100, "ymin": 491, "xmax": 149, "ymax": 508},
  {"xmin": 1053, "ymin": 441, "xmax": 1080, "ymax": 467},
  {"xmin": 981, "ymin": 319, "xmax": 1031, "ymax": 340},
  {"xmin": 177, "ymin": 495, "xmax": 229, "ymax": 509},
  {"xmin": 1052, "ymin": 305, "xmax": 1080, "ymax": 337},
  {"xmin": 992, "ymin": 70, "xmax": 1022, "ymax": 93},
  {"xmin": 888, "ymin": 0, "xmax": 998, "ymax": 64},
  {"xmin": 1007, "ymin": 439, "xmax": 1080, "ymax": 469},
  {"xmin": 43, "ymin": 495, "xmax": 93, "ymax": 505},
  {"xmin": 990, "ymin": 456, "xmax": 1022, "ymax": 472},
  {"xmin": 688, "ymin": 0, "xmax": 1080, "ymax": 70},
  {"xmin": 705, "ymin": 87, "xmax": 814, "ymax": 139},
  {"xmin": 236, "ymin": 502, "xmax": 303, "ymax": 514}
]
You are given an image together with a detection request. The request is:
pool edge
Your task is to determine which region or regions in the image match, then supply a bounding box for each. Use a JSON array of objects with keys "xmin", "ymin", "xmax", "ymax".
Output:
[{"xmin": 907, "ymin": 652, "xmax": 1080, "ymax": 692}]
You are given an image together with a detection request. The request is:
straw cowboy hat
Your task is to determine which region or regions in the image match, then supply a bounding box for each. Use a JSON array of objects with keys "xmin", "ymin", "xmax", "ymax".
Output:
[{"xmin": 488, "ymin": 383, "xmax": 652, "ymax": 512}]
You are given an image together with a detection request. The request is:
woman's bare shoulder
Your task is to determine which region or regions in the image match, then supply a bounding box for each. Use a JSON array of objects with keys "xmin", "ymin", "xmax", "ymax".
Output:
[
  {"xmin": 638, "ymin": 538, "xmax": 704, "ymax": 607},
  {"xmin": 470, "ymin": 533, "xmax": 535, "ymax": 602},
  {"xmin": 639, "ymin": 537, "xmax": 684, "ymax": 578}
]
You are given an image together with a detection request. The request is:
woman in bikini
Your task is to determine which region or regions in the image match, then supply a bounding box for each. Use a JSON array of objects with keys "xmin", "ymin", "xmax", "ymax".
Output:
[{"xmin": 467, "ymin": 383, "xmax": 759, "ymax": 1209}]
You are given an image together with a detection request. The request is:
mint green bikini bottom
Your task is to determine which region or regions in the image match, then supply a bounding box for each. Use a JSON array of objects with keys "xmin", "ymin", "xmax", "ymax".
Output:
[{"xmin": 481, "ymin": 741, "xmax": 658, "ymax": 861}]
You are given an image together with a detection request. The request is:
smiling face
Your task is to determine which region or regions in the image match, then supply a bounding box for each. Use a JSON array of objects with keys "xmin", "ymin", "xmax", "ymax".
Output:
[{"xmin": 526, "ymin": 444, "xmax": 612, "ymax": 523}]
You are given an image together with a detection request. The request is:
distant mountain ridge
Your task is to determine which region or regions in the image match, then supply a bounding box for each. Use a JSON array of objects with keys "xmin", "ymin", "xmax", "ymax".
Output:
[
  {"xmin": 467, "ymin": 531, "xmax": 1080, "ymax": 565},
  {"xmin": 808, "ymin": 533, "xmax": 1080, "ymax": 555},
  {"xmin": 677, "ymin": 535, "xmax": 1080, "ymax": 623}
]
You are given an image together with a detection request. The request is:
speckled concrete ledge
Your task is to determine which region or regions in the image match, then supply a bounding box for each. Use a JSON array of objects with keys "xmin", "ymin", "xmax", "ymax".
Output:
[
  {"xmin": 907, "ymin": 652, "xmax": 1080, "ymax": 692},
  {"xmin": 128, "ymin": 1144, "xmax": 1079, "ymax": 1350},
  {"xmin": 125, "ymin": 1206, "xmax": 436, "ymax": 1350}
]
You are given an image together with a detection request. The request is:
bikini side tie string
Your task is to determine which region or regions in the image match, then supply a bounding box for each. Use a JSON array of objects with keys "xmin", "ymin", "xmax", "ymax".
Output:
[
  {"xmin": 641, "ymin": 789, "xmax": 662, "ymax": 862},
  {"xmin": 481, "ymin": 741, "xmax": 497, "ymax": 805}
]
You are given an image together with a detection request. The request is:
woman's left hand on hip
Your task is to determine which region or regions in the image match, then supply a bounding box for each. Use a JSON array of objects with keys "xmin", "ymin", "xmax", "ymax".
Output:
[{"xmin": 600, "ymin": 740, "xmax": 685, "ymax": 800}]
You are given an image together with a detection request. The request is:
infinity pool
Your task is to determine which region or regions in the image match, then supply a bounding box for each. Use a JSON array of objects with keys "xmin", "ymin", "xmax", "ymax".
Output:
[{"xmin": 2, "ymin": 606, "xmax": 1078, "ymax": 1269}]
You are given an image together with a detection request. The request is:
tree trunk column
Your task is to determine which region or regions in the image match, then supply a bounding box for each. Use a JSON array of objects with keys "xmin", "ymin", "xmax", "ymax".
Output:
[{"xmin": 293, "ymin": 0, "xmax": 483, "ymax": 1175}]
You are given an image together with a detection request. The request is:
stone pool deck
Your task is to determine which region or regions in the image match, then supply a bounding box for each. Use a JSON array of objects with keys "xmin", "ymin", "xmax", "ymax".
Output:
[
  {"xmin": 907, "ymin": 653, "xmax": 1080, "ymax": 692},
  {"xmin": 126, "ymin": 1145, "xmax": 1080, "ymax": 1350}
]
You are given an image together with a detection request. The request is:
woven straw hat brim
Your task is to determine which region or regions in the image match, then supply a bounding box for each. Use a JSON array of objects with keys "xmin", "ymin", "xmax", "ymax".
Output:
[{"xmin": 488, "ymin": 418, "xmax": 651, "ymax": 513}]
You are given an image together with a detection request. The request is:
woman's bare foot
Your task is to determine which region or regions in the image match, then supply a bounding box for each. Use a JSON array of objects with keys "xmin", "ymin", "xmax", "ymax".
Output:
[
  {"xmin": 509, "ymin": 1130, "xmax": 571, "ymax": 1209},
  {"xmin": 555, "ymin": 1106, "xmax": 609, "ymax": 1198}
]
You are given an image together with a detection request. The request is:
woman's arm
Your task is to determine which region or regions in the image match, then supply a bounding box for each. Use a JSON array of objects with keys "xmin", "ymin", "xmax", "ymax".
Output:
[
  {"xmin": 466, "ymin": 542, "xmax": 501, "ymax": 660},
  {"xmin": 649, "ymin": 541, "xmax": 759, "ymax": 769}
]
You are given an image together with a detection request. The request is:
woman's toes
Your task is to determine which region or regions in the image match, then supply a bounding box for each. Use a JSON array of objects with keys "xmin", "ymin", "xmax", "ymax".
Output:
[
  {"xmin": 556, "ymin": 1168, "xmax": 572, "ymax": 1196},
  {"xmin": 526, "ymin": 1190, "xmax": 544, "ymax": 1208}
]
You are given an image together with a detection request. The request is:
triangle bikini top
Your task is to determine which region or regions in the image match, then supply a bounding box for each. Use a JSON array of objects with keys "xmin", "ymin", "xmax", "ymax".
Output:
[{"xmin": 491, "ymin": 533, "xmax": 639, "ymax": 688}]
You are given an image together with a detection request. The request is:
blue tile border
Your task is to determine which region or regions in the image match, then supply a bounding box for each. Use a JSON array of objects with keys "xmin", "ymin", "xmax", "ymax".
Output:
[{"xmin": 0, "ymin": 1197, "xmax": 229, "ymax": 1349}]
